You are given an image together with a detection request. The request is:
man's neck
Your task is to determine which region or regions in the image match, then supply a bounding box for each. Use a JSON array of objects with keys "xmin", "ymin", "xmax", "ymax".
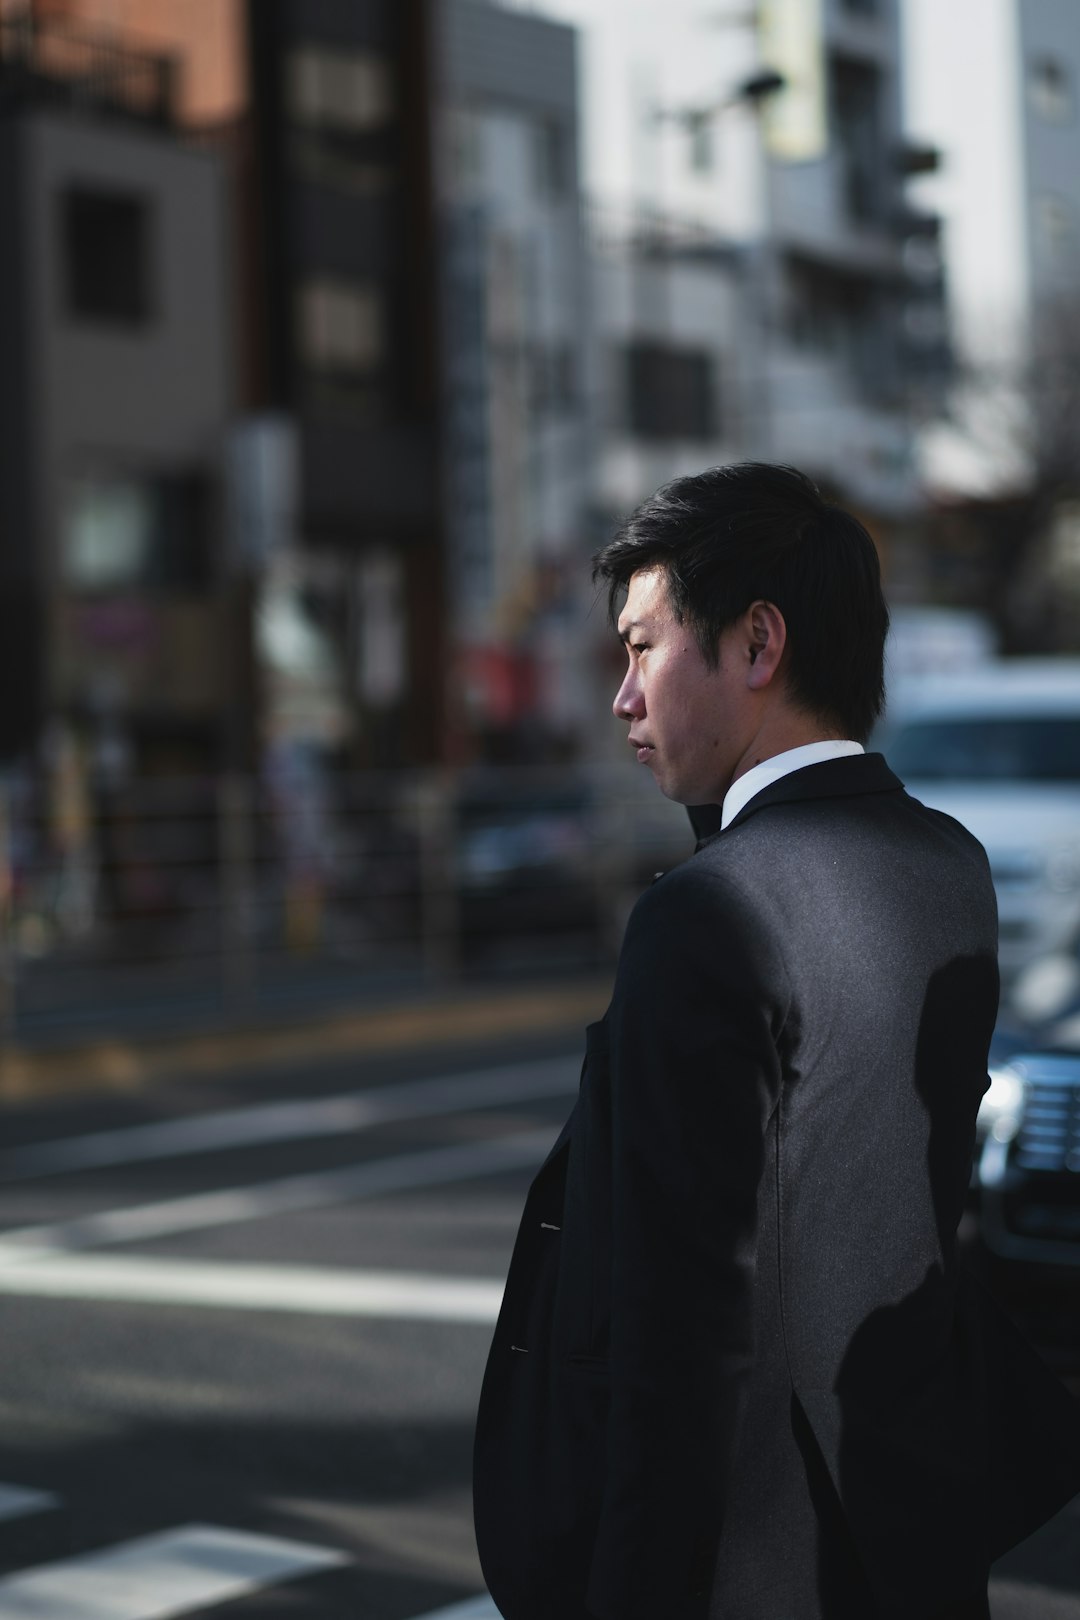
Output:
[{"xmin": 728, "ymin": 721, "xmax": 844, "ymax": 795}]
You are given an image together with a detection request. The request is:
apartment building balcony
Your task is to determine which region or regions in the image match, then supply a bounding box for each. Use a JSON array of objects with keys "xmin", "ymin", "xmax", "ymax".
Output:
[{"xmin": 0, "ymin": 8, "xmax": 175, "ymax": 128}]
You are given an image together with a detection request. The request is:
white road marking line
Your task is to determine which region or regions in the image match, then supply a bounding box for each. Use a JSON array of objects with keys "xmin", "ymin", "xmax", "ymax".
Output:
[
  {"xmin": 0, "ymin": 1057, "xmax": 578, "ymax": 1182},
  {"xmin": 0, "ymin": 1483, "xmax": 60, "ymax": 1522},
  {"xmin": 409, "ymin": 1598, "xmax": 499, "ymax": 1620},
  {"xmin": 0, "ymin": 1129, "xmax": 556, "ymax": 1258},
  {"xmin": 0, "ymin": 1523, "xmax": 347, "ymax": 1619},
  {"xmin": 412, "ymin": 1585, "xmax": 1072, "ymax": 1620},
  {"xmin": 0, "ymin": 1256, "xmax": 504, "ymax": 1321},
  {"xmin": 988, "ymin": 1579, "xmax": 1080, "ymax": 1618}
]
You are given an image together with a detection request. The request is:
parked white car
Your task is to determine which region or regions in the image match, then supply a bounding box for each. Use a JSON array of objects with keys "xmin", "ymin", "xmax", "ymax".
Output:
[{"xmin": 882, "ymin": 661, "xmax": 1080, "ymax": 986}]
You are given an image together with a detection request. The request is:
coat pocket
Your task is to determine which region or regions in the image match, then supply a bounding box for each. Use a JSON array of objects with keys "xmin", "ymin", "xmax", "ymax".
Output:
[{"xmin": 565, "ymin": 1352, "xmax": 609, "ymax": 1375}]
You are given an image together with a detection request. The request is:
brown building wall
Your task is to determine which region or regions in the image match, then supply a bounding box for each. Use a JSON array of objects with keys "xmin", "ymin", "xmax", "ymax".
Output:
[{"xmin": 0, "ymin": 0, "xmax": 248, "ymax": 124}]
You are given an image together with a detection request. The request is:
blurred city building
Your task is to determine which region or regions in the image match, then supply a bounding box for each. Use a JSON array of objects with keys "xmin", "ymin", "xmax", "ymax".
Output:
[
  {"xmin": 0, "ymin": 0, "xmax": 246, "ymax": 126},
  {"xmin": 0, "ymin": 0, "xmax": 455, "ymax": 772},
  {"xmin": 246, "ymin": 0, "xmax": 447, "ymax": 771},
  {"xmin": 434, "ymin": 0, "xmax": 592, "ymax": 762},
  {"xmin": 1, "ymin": 0, "xmax": 963, "ymax": 781},
  {"xmin": 905, "ymin": 0, "xmax": 1080, "ymax": 650},
  {"xmin": 503, "ymin": 0, "xmax": 948, "ymax": 612},
  {"xmin": 906, "ymin": 0, "xmax": 1080, "ymax": 401},
  {"xmin": 0, "ymin": 3, "xmax": 234, "ymax": 775},
  {"xmin": 0, "ymin": 0, "xmax": 637, "ymax": 1006},
  {"xmin": 753, "ymin": 0, "xmax": 946, "ymax": 528}
]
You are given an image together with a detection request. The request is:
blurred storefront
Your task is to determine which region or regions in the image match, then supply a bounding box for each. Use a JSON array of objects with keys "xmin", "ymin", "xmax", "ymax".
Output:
[
  {"xmin": 0, "ymin": 0, "xmax": 455, "ymax": 774},
  {"xmin": 1, "ymin": 0, "xmax": 954, "ymax": 783},
  {"xmin": 0, "ymin": 6, "xmax": 235, "ymax": 775}
]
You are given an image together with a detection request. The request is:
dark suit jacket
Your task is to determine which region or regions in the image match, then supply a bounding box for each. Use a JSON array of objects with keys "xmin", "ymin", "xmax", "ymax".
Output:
[{"xmin": 473, "ymin": 754, "xmax": 1080, "ymax": 1620}]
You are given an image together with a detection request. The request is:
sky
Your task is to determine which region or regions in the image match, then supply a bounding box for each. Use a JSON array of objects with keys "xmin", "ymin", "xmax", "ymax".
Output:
[
  {"xmin": 498, "ymin": 0, "xmax": 1023, "ymax": 353},
  {"xmin": 496, "ymin": 0, "xmax": 773, "ymax": 226},
  {"xmin": 902, "ymin": 0, "xmax": 1029, "ymax": 358}
]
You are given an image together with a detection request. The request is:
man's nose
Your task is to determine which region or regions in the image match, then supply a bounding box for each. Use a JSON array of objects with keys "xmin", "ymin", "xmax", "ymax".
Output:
[{"xmin": 613, "ymin": 670, "xmax": 643, "ymax": 721}]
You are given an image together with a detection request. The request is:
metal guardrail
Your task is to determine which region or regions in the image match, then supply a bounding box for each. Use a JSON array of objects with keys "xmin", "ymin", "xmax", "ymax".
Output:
[{"xmin": 0, "ymin": 765, "xmax": 691, "ymax": 1040}]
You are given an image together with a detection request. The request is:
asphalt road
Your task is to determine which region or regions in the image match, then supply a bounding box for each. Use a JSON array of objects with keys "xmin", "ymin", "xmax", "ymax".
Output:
[{"xmin": 0, "ymin": 1026, "xmax": 1073, "ymax": 1620}]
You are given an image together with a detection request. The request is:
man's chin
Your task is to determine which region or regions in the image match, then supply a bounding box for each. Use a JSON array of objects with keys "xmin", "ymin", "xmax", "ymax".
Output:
[
  {"xmin": 641, "ymin": 754, "xmax": 717, "ymax": 807},
  {"xmin": 655, "ymin": 776, "xmax": 693, "ymax": 807},
  {"xmin": 654, "ymin": 771, "xmax": 723, "ymax": 810}
]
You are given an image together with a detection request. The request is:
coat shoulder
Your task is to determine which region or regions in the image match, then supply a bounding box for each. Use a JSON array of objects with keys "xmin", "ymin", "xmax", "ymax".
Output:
[
  {"xmin": 623, "ymin": 842, "xmax": 791, "ymax": 1002},
  {"xmin": 632, "ymin": 841, "xmax": 762, "ymax": 932}
]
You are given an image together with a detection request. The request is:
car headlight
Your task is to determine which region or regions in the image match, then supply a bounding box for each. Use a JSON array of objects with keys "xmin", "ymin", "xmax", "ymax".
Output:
[
  {"xmin": 977, "ymin": 1066, "xmax": 1026, "ymax": 1142},
  {"xmin": 1010, "ymin": 951, "xmax": 1080, "ymax": 1024},
  {"xmin": 1046, "ymin": 844, "xmax": 1080, "ymax": 893}
]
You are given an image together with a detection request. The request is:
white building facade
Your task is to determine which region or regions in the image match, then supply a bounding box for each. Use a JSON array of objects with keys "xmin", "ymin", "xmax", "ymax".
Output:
[
  {"xmin": 499, "ymin": 0, "xmax": 943, "ymax": 538},
  {"xmin": 434, "ymin": 0, "xmax": 594, "ymax": 757},
  {"xmin": 905, "ymin": 0, "xmax": 1080, "ymax": 494}
]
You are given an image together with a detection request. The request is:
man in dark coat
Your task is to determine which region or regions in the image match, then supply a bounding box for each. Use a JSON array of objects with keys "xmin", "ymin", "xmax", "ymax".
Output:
[{"xmin": 472, "ymin": 464, "xmax": 1080, "ymax": 1620}]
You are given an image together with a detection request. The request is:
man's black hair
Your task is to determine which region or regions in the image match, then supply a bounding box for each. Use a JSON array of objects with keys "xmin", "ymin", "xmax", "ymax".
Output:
[{"xmin": 592, "ymin": 462, "xmax": 890, "ymax": 744}]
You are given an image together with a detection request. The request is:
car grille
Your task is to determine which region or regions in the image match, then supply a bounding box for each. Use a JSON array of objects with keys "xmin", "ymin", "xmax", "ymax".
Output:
[
  {"xmin": 980, "ymin": 1053, "xmax": 1080, "ymax": 1260},
  {"xmin": 1013, "ymin": 1065, "xmax": 1080, "ymax": 1174}
]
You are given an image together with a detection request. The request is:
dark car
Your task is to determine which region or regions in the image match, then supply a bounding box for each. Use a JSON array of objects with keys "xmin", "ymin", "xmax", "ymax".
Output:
[
  {"xmin": 971, "ymin": 1002, "xmax": 1080, "ymax": 1369},
  {"xmin": 453, "ymin": 767, "xmax": 691, "ymax": 968},
  {"xmin": 453, "ymin": 772, "xmax": 608, "ymax": 966},
  {"xmin": 978, "ymin": 1044, "xmax": 1080, "ymax": 1267}
]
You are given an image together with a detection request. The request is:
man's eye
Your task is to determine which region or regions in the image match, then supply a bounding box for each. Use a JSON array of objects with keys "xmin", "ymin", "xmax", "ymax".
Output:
[{"xmin": 631, "ymin": 642, "xmax": 648, "ymax": 654}]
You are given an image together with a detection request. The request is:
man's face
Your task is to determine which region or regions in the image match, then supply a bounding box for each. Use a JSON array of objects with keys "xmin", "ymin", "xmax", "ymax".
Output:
[{"xmin": 613, "ymin": 566, "xmax": 753, "ymax": 806}]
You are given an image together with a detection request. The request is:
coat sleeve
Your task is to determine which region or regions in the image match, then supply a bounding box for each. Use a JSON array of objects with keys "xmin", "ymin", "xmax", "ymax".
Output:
[{"xmin": 585, "ymin": 865, "xmax": 789, "ymax": 1620}]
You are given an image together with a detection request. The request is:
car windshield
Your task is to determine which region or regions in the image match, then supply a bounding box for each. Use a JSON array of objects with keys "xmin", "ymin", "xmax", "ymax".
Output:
[{"xmin": 889, "ymin": 715, "xmax": 1080, "ymax": 782}]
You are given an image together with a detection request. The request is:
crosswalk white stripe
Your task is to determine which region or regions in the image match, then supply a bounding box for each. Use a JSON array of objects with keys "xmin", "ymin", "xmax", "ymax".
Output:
[
  {"xmin": 408, "ymin": 1598, "xmax": 499, "ymax": 1620},
  {"xmin": 0, "ymin": 1523, "xmax": 347, "ymax": 1619},
  {"xmin": 0, "ymin": 1129, "xmax": 556, "ymax": 1258},
  {"xmin": 0, "ymin": 1483, "xmax": 60, "ymax": 1523},
  {"xmin": 988, "ymin": 1577, "xmax": 1080, "ymax": 1616},
  {"xmin": 0, "ymin": 1255, "xmax": 504, "ymax": 1321},
  {"xmin": 409, "ymin": 1584, "xmax": 1056, "ymax": 1620},
  {"xmin": 0, "ymin": 1057, "xmax": 578, "ymax": 1182}
]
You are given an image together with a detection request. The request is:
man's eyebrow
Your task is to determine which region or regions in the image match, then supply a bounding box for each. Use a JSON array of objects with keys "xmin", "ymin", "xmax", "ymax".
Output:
[{"xmin": 618, "ymin": 619, "xmax": 647, "ymax": 643}]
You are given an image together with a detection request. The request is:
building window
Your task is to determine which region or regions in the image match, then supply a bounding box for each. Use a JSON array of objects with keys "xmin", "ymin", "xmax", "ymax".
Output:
[
  {"xmin": 903, "ymin": 301, "xmax": 947, "ymax": 347},
  {"xmin": 785, "ymin": 257, "xmax": 886, "ymax": 392},
  {"xmin": 287, "ymin": 133, "xmax": 393, "ymax": 197},
  {"xmin": 840, "ymin": 0, "xmax": 879, "ymax": 15},
  {"xmin": 63, "ymin": 473, "xmax": 210, "ymax": 592},
  {"xmin": 533, "ymin": 119, "xmax": 568, "ymax": 198},
  {"xmin": 287, "ymin": 46, "xmax": 394, "ymax": 133},
  {"xmin": 356, "ymin": 549, "xmax": 406, "ymax": 709},
  {"xmin": 447, "ymin": 109, "xmax": 484, "ymax": 193},
  {"xmin": 829, "ymin": 56, "xmax": 884, "ymax": 224},
  {"xmin": 1035, "ymin": 192, "xmax": 1075, "ymax": 260},
  {"xmin": 686, "ymin": 111, "xmax": 714, "ymax": 175},
  {"xmin": 62, "ymin": 188, "xmax": 151, "ymax": 325},
  {"xmin": 624, "ymin": 343, "xmax": 716, "ymax": 441},
  {"xmin": 529, "ymin": 345, "xmax": 578, "ymax": 414},
  {"xmin": 902, "ymin": 232, "xmax": 943, "ymax": 283},
  {"xmin": 1029, "ymin": 57, "xmax": 1073, "ymax": 125},
  {"xmin": 297, "ymin": 279, "xmax": 384, "ymax": 375}
]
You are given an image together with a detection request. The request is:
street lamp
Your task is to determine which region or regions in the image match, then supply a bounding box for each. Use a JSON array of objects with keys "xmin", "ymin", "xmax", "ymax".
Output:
[{"xmin": 653, "ymin": 69, "xmax": 786, "ymax": 172}]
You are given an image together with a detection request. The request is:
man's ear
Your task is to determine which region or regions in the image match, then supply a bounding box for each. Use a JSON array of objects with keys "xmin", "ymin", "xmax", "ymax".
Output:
[{"xmin": 745, "ymin": 600, "xmax": 787, "ymax": 690}]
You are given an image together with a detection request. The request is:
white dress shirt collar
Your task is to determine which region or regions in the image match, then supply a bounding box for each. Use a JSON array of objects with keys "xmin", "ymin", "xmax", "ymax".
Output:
[{"xmin": 720, "ymin": 740, "xmax": 865, "ymax": 830}]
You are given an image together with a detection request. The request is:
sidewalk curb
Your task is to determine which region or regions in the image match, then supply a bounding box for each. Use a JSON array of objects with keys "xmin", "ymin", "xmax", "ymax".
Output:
[{"xmin": 0, "ymin": 980, "xmax": 611, "ymax": 1101}]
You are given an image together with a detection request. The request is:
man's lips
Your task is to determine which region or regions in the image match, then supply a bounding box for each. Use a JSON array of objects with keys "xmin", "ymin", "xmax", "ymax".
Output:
[{"xmin": 629, "ymin": 738, "xmax": 655, "ymax": 763}]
